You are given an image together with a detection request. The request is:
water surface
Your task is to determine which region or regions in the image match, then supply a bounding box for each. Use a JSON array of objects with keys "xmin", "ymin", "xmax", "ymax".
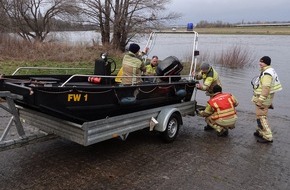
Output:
[{"xmin": 49, "ymin": 31, "xmax": 290, "ymax": 117}]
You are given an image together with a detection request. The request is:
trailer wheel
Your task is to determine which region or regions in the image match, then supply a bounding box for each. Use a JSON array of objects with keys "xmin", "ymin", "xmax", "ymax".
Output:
[{"xmin": 161, "ymin": 113, "xmax": 181, "ymax": 143}]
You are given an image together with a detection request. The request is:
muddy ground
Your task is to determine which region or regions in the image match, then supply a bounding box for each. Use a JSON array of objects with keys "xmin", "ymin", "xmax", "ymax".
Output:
[{"xmin": 0, "ymin": 102, "xmax": 290, "ymax": 190}]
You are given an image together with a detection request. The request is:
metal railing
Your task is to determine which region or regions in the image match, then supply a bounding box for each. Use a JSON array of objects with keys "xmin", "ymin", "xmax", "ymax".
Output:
[{"xmin": 12, "ymin": 67, "xmax": 94, "ymax": 76}]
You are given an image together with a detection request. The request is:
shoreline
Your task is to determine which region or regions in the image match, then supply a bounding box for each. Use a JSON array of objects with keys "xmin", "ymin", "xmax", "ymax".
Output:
[{"xmin": 158, "ymin": 26, "xmax": 290, "ymax": 35}]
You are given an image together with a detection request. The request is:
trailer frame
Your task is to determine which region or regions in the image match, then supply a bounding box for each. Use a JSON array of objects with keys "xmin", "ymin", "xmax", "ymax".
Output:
[{"xmin": 17, "ymin": 100, "xmax": 196, "ymax": 146}]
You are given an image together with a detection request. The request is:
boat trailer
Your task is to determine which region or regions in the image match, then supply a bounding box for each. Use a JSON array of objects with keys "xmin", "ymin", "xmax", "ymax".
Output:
[
  {"xmin": 0, "ymin": 91, "xmax": 52, "ymax": 150},
  {"xmin": 1, "ymin": 90, "xmax": 197, "ymax": 147}
]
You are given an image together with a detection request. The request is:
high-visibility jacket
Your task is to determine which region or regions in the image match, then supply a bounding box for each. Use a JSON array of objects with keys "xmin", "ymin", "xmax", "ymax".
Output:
[
  {"xmin": 115, "ymin": 67, "xmax": 123, "ymax": 83},
  {"xmin": 122, "ymin": 52, "xmax": 146, "ymax": 84},
  {"xmin": 145, "ymin": 64, "xmax": 157, "ymax": 75},
  {"xmin": 253, "ymin": 66, "xmax": 282, "ymax": 95},
  {"xmin": 208, "ymin": 92, "xmax": 238, "ymax": 120},
  {"xmin": 196, "ymin": 67, "xmax": 221, "ymax": 93}
]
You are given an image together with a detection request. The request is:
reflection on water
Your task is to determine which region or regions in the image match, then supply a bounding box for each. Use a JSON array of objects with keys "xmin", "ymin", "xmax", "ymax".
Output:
[{"xmin": 50, "ymin": 31, "xmax": 289, "ymax": 117}]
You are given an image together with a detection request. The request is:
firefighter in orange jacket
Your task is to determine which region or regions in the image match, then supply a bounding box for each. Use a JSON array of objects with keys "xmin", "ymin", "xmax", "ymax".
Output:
[{"xmin": 197, "ymin": 84, "xmax": 239, "ymax": 137}]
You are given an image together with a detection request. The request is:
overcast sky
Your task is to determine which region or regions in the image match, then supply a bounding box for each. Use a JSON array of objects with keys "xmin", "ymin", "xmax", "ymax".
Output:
[{"xmin": 166, "ymin": 0, "xmax": 290, "ymax": 25}]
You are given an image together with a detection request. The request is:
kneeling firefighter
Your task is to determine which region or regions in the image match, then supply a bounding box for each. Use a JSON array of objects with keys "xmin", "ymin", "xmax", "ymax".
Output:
[{"xmin": 197, "ymin": 84, "xmax": 239, "ymax": 137}]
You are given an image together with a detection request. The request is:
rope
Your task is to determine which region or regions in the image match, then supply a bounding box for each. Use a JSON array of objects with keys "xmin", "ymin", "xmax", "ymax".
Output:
[
  {"xmin": 158, "ymin": 85, "xmax": 173, "ymax": 90},
  {"xmin": 138, "ymin": 87, "xmax": 158, "ymax": 94},
  {"xmin": 37, "ymin": 89, "xmax": 73, "ymax": 94}
]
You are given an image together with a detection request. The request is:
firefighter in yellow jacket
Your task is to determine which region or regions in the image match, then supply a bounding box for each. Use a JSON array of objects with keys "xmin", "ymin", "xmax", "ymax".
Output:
[
  {"xmin": 251, "ymin": 56, "xmax": 282, "ymax": 143},
  {"xmin": 115, "ymin": 43, "xmax": 148, "ymax": 84},
  {"xmin": 197, "ymin": 84, "xmax": 239, "ymax": 137},
  {"xmin": 193, "ymin": 62, "xmax": 222, "ymax": 97},
  {"xmin": 145, "ymin": 56, "xmax": 159, "ymax": 75}
]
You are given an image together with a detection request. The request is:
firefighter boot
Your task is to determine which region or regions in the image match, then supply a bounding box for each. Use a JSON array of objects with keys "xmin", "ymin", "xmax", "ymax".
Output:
[
  {"xmin": 204, "ymin": 125, "xmax": 214, "ymax": 131},
  {"xmin": 257, "ymin": 138, "xmax": 273, "ymax": 144}
]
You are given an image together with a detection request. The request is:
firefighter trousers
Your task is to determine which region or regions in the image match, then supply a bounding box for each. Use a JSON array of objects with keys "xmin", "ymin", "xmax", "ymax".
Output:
[{"xmin": 255, "ymin": 105, "xmax": 273, "ymax": 141}]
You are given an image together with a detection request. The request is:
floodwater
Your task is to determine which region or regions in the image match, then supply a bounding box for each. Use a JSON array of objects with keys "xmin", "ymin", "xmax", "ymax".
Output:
[
  {"xmin": 49, "ymin": 31, "xmax": 290, "ymax": 117},
  {"xmin": 196, "ymin": 34, "xmax": 289, "ymax": 117}
]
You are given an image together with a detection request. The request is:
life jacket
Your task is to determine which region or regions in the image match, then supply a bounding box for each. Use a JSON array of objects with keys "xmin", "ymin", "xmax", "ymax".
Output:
[
  {"xmin": 253, "ymin": 67, "xmax": 282, "ymax": 94},
  {"xmin": 208, "ymin": 92, "xmax": 237, "ymax": 120}
]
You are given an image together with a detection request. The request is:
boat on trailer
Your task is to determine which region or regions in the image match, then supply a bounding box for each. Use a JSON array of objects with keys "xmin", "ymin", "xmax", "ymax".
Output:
[{"xmin": 0, "ymin": 32, "xmax": 200, "ymax": 125}]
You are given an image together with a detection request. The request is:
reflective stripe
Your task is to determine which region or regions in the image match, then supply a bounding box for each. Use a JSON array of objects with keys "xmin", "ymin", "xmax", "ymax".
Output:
[
  {"xmin": 208, "ymin": 93, "xmax": 236, "ymax": 120},
  {"xmin": 254, "ymin": 67, "xmax": 282, "ymax": 94},
  {"xmin": 202, "ymin": 67, "xmax": 221, "ymax": 93},
  {"xmin": 122, "ymin": 52, "xmax": 144, "ymax": 84}
]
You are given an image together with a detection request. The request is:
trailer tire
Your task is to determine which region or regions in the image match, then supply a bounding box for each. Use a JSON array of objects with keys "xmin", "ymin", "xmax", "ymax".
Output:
[{"xmin": 161, "ymin": 113, "xmax": 181, "ymax": 143}]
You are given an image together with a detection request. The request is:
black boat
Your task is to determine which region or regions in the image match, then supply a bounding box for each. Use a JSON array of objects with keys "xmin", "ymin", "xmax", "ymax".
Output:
[
  {"xmin": 0, "ymin": 56, "xmax": 197, "ymax": 124},
  {"xmin": 1, "ymin": 32, "xmax": 200, "ymax": 125}
]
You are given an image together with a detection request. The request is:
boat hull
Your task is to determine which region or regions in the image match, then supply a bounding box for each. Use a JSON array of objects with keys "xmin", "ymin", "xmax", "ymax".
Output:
[{"xmin": 1, "ymin": 75, "xmax": 196, "ymax": 124}]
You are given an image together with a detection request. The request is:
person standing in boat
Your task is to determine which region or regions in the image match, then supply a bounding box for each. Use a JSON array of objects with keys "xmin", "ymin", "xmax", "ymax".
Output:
[
  {"xmin": 192, "ymin": 62, "xmax": 222, "ymax": 97},
  {"xmin": 196, "ymin": 84, "xmax": 239, "ymax": 137},
  {"xmin": 121, "ymin": 43, "xmax": 148, "ymax": 84},
  {"xmin": 251, "ymin": 56, "xmax": 282, "ymax": 143}
]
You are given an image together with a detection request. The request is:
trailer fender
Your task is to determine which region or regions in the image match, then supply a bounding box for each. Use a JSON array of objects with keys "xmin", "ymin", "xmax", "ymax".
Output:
[{"xmin": 155, "ymin": 108, "xmax": 182, "ymax": 132}]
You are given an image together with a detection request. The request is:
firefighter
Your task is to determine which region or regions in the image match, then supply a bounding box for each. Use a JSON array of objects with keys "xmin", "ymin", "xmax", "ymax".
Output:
[
  {"xmin": 196, "ymin": 84, "xmax": 239, "ymax": 137},
  {"xmin": 145, "ymin": 55, "xmax": 159, "ymax": 76},
  {"xmin": 193, "ymin": 62, "xmax": 222, "ymax": 97},
  {"xmin": 251, "ymin": 56, "xmax": 282, "ymax": 143},
  {"xmin": 121, "ymin": 43, "xmax": 148, "ymax": 84}
]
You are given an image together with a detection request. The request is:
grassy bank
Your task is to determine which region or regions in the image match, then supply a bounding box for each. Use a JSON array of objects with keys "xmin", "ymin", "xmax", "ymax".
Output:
[
  {"xmin": 196, "ymin": 26, "xmax": 290, "ymax": 35},
  {"xmin": 1, "ymin": 26, "xmax": 287, "ymax": 75},
  {"xmin": 0, "ymin": 34, "xmax": 123, "ymax": 75},
  {"xmin": 0, "ymin": 61, "xmax": 95, "ymax": 75}
]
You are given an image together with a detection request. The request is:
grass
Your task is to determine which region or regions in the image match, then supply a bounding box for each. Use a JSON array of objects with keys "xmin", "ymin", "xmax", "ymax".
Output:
[
  {"xmin": 0, "ymin": 61, "xmax": 95, "ymax": 75},
  {"xmin": 0, "ymin": 60, "xmax": 124, "ymax": 75},
  {"xmin": 0, "ymin": 33, "xmax": 123, "ymax": 75}
]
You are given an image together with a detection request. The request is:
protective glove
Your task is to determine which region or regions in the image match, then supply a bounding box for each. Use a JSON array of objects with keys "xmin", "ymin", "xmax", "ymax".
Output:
[
  {"xmin": 196, "ymin": 109, "xmax": 205, "ymax": 117},
  {"xmin": 196, "ymin": 83, "xmax": 203, "ymax": 90},
  {"xmin": 195, "ymin": 109, "xmax": 200, "ymax": 115}
]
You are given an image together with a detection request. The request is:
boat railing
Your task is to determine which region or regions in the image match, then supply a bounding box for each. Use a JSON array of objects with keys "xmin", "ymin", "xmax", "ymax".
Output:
[
  {"xmin": 60, "ymin": 74, "xmax": 193, "ymax": 87},
  {"xmin": 12, "ymin": 67, "xmax": 93, "ymax": 76},
  {"xmin": 6, "ymin": 66, "xmax": 195, "ymax": 87}
]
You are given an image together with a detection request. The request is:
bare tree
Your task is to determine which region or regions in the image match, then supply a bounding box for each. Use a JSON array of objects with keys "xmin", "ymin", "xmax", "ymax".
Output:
[
  {"xmin": 81, "ymin": 0, "xmax": 180, "ymax": 51},
  {"xmin": 0, "ymin": 3, "xmax": 9, "ymax": 32},
  {"xmin": 0, "ymin": 0, "xmax": 80, "ymax": 42}
]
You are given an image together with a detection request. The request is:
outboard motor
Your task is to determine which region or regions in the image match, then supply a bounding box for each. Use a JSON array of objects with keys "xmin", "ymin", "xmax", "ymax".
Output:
[{"xmin": 156, "ymin": 56, "xmax": 183, "ymax": 81}]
